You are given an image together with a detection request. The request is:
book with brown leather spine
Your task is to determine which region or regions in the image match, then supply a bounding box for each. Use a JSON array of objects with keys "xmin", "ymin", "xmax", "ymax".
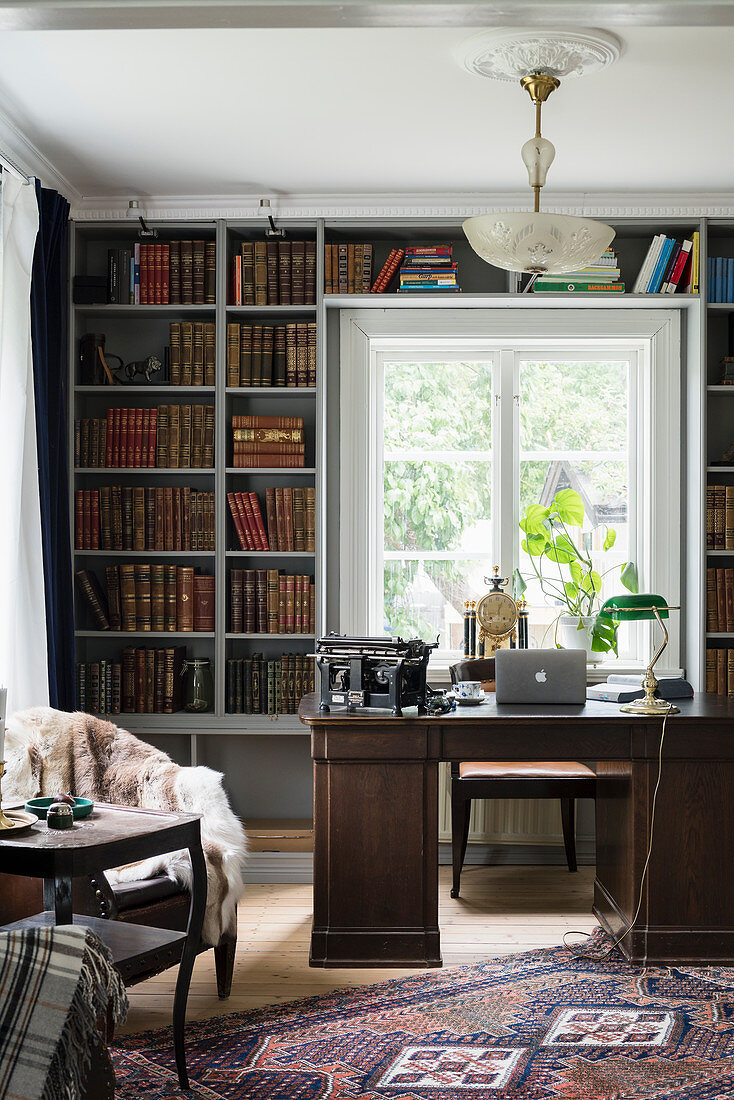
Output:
[
  {"xmin": 232, "ymin": 453, "xmax": 306, "ymax": 468},
  {"xmin": 105, "ymin": 566, "xmax": 122, "ymax": 631},
  {"xmin": 173, "ymin": 486, "xmax": 182, "ymax": 551},
  {"xmin": 133, "ymin": 563, "xmax": 151, "ymax": 631},
  {"xmin": 161, "ymin": 243, "xmax": 170, "ymax": 304},
  {"xmin": 121, "ymin": 647, "xmax": 135, "ymax": 711},
  {"xmin": 192, "ymin": 322, "xmax": 205, "ymax": 387},
  {"xmin": 167, "ymin": 404, "xmax": 180, "ymax": 468},
  {"xmin": 362, "ymin": 243, "xmax": 373, "ymax": 291},
  {"xmin": 307, "ymin": 322, "xmax": 317, "ymax": 386},
  {"xmin": 154, "ymin": 486, "xmax": 165, "ymax": 550},
  {"xmin": 153, "ymin": 649, "xmax": 165, "ymax": 713},
  {"xmin": 727, "ymin": 486, "xmax": 734, "ymax": 550},
  {"xmin": 728, "ymin": 649, "xmax": 734, "ymax": 698},
  {"xmin": 119, "ymin": 563, "xmax": 137, "ymax": 631},
  {"xmin": 90, "ymin": 490, "xmax": 100, "ymax": 549},
  {"xmin": 163, "ymin": 487, "xmax": 174, "ymax": 551},
  {"xmin": 726, "ymin": 568, "xmax": 734, "ymax": 632},
  {"xmin": 249, "ymin": 492, "xmax": 269, "ymax": 551},
  {"xmin": 255, "ymin": 569, "xmax": 268, "ymax": 632},
  {"xmin": 717, "ymin": 567, "xmax": 727, "ymax": 632},
  {"xmin": 265, "ymin": 487, "xmax": 278, "ymax": 550},
  {"xmin": 98, "ymin": 486, "xmax": 111, "ymax": 550},
  {"xmin": 237, "ymin": 324, "xmax": 251, "ymax": 387},
  {"xmin": 180, "ymin": 321, "xmax": 194, "ymax": 386},
  {"xmin": 163, "ymin": 646, "xmax": 186, "ymax": 713},
  {"xmin": 266, "ymin": 241, "xmax": 279, "ymax": 304},
  {"xmin": 292, "ymin": 487, "xmax": 305, "ymax": 551},
  {"xmin": 176, "ymin": 566, "xmax": 194, "ymax": 631},
  {"xmin": 111, "ymin": 662, "xmax": 122, "ymax": 714},
  {"xmin": 192, "ymin": 404, "xmax": 204, "ymax": 467},
  {"xmin": 204, "ymin": 322, "xmax": 216, "ymax": 386},
  {"xmin": 75, "ymin": 569, "xmax": 110, "ymax": 630},
  {"xmin": 717, "ymin": 648, "xmax": 728, "ymax": 695},
  {"xmin": 150, "ymin": 563, "xmax": 165, "ymax": 631},
  {"xmin": 229, "ymin": 492, "xmax": 252, "ymax": 550},
  {"xmin": 233, "ymin": 442, "xmax": 305, "ymax": 457},
  {"xmin": 251, "ymin": 325, "xmax": 262, "ymax": 387},
  {"xmin": 139, "ymin": 244, "xmax": 149, "ymax": 306},
  {"xmin": 296, "ymin": 323, "xmax": 309, "ymax": 386},
  {"xmin": 179, "ymin": 404, "xmax": 192, "ymax": 468},
  {"xmin": 156, "ymin": 405, "xmax": 169, "ymax": 467},
  {"xmin": 304, "ymin": 487, "xmax": 316, "ymax": 552},
  {"xmin": 169, "ymin": 240, "xmax": 181, "ymax": 305},
  {"xmin": 324, "ymin": 242, "xmax": 333, "ymax": 294},
  {"xmin": 266, "ymin": 569, "xmax": 279, "ymax": 633},
  {"xmin": 144, "ymin": 487, "xmax": 156, "ymax": 548},
  {"xmin": 192, "ymin": 240, "xmax": 205, "ymax": 304},
  {"xmin": 294, "ymin": 573, "xmax": 302, "ymax": 633},
  {"xmin": 146, "ymin": 408, "xmax": 157, "ymax": 467},
  {"xmin": 241, "ymin": 242, "xmax": 255, "ymax": 305},
  {"xmin": 111, "ymin": 485, "xmax": 123, "ymax": 550},
  {"xmin": 133, "ymin": 408, "xmax": 144, "ymax": 467},
  {"xmin": 337, "ymin": 243, "xmax": 348, "ymax": 293},
  {"xmin": 226, "ymin": 323, "xmax": 240, "ymax": 387},
  {"xmin": 273, "ymin": 324, "xmax": 287, "ymax": 386},
  {"xmin": 154, "ymin": 242, "xmax": 162, "ymax": 305},
  {"xmin": 204, "ymin": 240, "xmax": 216, "ymax": 304},
  {"xmin": 347, "ymin": 243, "xmax": 355, "ymax": 294},
  {"xmin": 243, "ymin": 569, "xmax": 256, "ymax": 632},
  {"xmin": 310, "ymin": 585, "xmax": 315, "ymax": 635},
  {"xmin": 203, "ymin": 404, "xmax": 215, "ymax": 466},
  {"xmin": 262, "ymin": 325, "xmax": 274, "ymax": 386},
  {"xmin": 74, "ymin": 489, "xmax": 84, "ymax": 549},
  {"xmin": 277, "ymin": 575, "xmax": 287, "ymax": 633},
  {"xmin": 714, "ymin": 485, "xmax": 726, "ymax": 549},
  {"xmin": 233, "ymin": 426, "xmax": 304, "ymax": 443},
  {"xmin": 132, "ymin": 487, "xmax": 145, "ymax": 551},
  {"xmin": 81, "ymin": 417, "xmax": 91, "ymax": 466},
  {"xmin": 169, "ymin": 322, "xmax": 181, "ymax": 385},
  {"xmin": 706, "ymin": 567, "xmax": 717, "ymax": 631},
  {"xmin": 706, "ymin": 646, "xmax": 716, "ymax": 692},
  {"xmin": 194, "ymin": 574, "xmax": 215, "ymax": 631},
  {"xmin": 291, "ymin": 241, "xmax": 305, "ymax": 305},
  {"xmin": 119, "ymin": 407, "xmax": 129, "ymax": 467},
  {"xmin": 305, "ymin": 241, "xmax": 316, "ymax": 304},
  {"xmin": 254, "ymin": 241, "xmax": 267, "ymax": 305},
  {"xmin": 104, "ymin": 410, "xmax": 113, "ymax": 466},
  {"xmin": 230, "ymin": 569, "xmax": 243, "ymax": 632},
  {"xmin": 232, "ymin": 414, "xmax": 304, "ymax": 429},
  {"xmin": 278, "ymin": 240, "xmax": 291, "ymax": 304},
  {"xmin": 285, "ymin": 322, "xmax": 297, "ymax": 386},
  {"xmin": 251, "ymin": 653, "xmax": 261, "ymax": 712}
]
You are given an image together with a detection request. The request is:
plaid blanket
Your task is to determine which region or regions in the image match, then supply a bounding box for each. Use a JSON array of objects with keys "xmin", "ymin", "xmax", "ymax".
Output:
[{"xmin": 0, "ymin": 926, "xmax": 127, "ymax": 1100}]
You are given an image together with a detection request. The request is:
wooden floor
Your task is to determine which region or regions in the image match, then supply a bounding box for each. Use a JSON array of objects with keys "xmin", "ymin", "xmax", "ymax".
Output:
[{"xmin": 121, "ymin": 864, "xmax": 597, "ymax": 1035}]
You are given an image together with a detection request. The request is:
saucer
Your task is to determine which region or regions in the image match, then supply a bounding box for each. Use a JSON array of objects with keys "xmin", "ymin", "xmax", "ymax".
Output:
[{"xmin": 450, "ymin": 692, "xmax": 487, "ymax": 706}]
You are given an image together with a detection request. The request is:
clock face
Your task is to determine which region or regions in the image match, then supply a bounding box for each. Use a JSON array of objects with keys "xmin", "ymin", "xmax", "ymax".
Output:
[{"xmin": 476, "ymin": 591, "xmax": 518, "ymax": 637}]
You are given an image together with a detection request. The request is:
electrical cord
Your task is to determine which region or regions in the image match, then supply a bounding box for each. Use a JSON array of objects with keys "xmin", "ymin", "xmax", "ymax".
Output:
[{"xmin": 563, "ymin": 711, "xmax": 669, "ymax": 960}]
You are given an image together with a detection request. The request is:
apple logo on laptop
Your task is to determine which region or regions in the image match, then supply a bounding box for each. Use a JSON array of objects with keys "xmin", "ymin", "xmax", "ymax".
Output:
[{"xmin": 536, "ymin": 669, "xmax": 547, "ymax": 683}]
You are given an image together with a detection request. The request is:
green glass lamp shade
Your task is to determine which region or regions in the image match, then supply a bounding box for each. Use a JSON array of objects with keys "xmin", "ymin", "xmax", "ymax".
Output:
[{"xmin": 598, "ymin": 594, "xmax": 670, "ymax": 621}]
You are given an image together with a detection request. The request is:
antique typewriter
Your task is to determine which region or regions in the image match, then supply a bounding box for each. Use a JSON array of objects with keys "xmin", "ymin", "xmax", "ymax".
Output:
[{"xmin": 314, "ymin": 633, "xmax": 438, "ymax": 716}]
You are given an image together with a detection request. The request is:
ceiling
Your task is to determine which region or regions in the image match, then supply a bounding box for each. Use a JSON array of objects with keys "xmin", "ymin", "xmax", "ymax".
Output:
[{"xmin": 0, "ymin": 19, "xmax": 732, "ymax": 203}]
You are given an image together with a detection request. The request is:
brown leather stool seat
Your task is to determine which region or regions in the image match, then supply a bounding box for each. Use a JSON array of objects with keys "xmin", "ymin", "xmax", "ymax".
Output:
[{"xmin": 459, "ymin": 761, "xmax": 595, "ymax": 781}]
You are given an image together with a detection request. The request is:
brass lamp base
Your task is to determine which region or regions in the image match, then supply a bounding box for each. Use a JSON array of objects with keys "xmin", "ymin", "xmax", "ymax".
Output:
[
  {"xmin": 620, "ymin": 697, "xmax": 680, "ymax": 716},
  {"xmin": 0, "ymin": 761, "xmax": 16, "ymax": 829}
]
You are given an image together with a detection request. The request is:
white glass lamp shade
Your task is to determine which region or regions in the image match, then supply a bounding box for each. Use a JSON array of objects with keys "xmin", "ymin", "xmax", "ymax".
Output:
[{"xmin": 463, "ymin": 211, "xmax": 616, "ymax": 275}]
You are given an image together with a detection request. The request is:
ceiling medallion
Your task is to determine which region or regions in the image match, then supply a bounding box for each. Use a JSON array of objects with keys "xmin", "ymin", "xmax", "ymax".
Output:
[{"xmin": 455, "ymin": 27, "xmax": 623, "ymax": 83}]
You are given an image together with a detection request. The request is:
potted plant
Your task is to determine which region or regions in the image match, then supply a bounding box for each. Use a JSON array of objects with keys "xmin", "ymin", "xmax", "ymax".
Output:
[{"xmin": 516, "ymin": 487, "xmax": 638, "ymax": 657}]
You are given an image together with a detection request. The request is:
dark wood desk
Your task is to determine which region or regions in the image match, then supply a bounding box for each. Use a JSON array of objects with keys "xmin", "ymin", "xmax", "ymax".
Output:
[
  {"xmin": 0, "ymin": 804, "xmax": 206, "ymax": 1091},
  {"xmin": 299, "ymin": 693, "xmax": 734, "ymax": 969}
]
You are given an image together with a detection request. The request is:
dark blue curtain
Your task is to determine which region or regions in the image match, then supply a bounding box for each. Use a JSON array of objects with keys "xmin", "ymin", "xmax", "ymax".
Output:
[{"xmin": 31, "ymin": 182, "xmax": 74, "ymax": 710}]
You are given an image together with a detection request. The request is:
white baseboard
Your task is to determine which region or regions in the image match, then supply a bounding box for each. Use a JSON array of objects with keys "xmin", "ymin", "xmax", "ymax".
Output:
[{"xmin": 242, "ymin": 840, "xmax": 595, "ymax": 883}]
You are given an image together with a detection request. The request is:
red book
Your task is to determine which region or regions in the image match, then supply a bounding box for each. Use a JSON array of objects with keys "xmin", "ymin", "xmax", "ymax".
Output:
[
  {"xmin": 227, "ymin": 492, "xmax": 249, "ymax": 550},
  {"xmin": 140, "ymin": 244, "xmax": 149, "ymax": 305},
  {"xmin": 75, "ymin": 489, "xmax": 84, "ymax": 549},
  {"xmin": 371, "ymin": 249, "xmax": 405, "ymax": 293},
  {"xmin": 105, "ymin": 408, "xmax": 114, "ymax": 467},
  {"xmin": 119, "ymin": 407, "xmax": 129, "ymax": 467},
  {"xmin": 233, "ymin": 492, "xmax": 255, "ymax": 550},
  {"xmin": 265, "ymin": 487, "xmax": 278, "ymax": 551},
  {"xmin": 285, "ymin": 574, "xmax": 295, "ymax": 632},
  {"xmin": 154, "ymin": 242, "xmax": 162, "ymax": 305},
  {"xmin": 147, "ymin": 408, "xmax": 157, "ymax": 467},
  {"xmin": 232, "ymin": 454, "xmax": 305, "ymax": 469},
  {"xmin": 161, "ymin": 243, "xmax": 170, "ymax": 304},
  {"xmin": 283, "ymin": 487, "xmax": 294, "ymax": 552},
  {"xmin": 240, "ymin": 492, "xmax": 266, "ymax": 551},
  {"xmin": 111, "ymin": 408, "xmax": 121, "ymax": 467},
  {"xmin": 248, "ymin": 492, "xmax": 270, "ymax": 551},
  {"xmin": 278, "ymin": 574, "xmax": 286, "ymax": 632},
  {"xmin": 90, "ymin": 490, "xmax": 100, "ymax": 549},
  {"xmin": 233, "ymin": 254, "xmax": 242, "ymax": 306},
  {"xmin": 133, "ymin": 408, "xmax": 144, "ymax": 468}
]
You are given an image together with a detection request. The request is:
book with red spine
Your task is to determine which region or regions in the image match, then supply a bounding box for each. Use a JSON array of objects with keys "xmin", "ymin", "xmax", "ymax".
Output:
[
  {"xmin": 161, "ymin": 243, "xmax": 170, "ymax": 304},
  {"xmin": 147, "ymin": 408, "xmax": 157, "ymax": 467},
  {"xmin": 90, "ymin": 490, "xmax": 100, "ymax": 549},
  {"xmin": 227, "ymin": 492, "xmax": 249, "ymax": 550},
  {"xmin": 232, "ymin": 453, "xmax": 305, "ymax": 469},
  {"xmin": 278, "ymin": 574, "xmax": 287, "ymax": 632},
  {"xmin": 140, "ymin": 244, "xmax": 149, "ymax": 305},
  {"xmin": 371, "ymin": 249, "xmax": 405, "ymax": 293},
  {"xmin": 283, "ymin": 487, "xmax": 294, "ymax": 552},
  {"xmin": 248, "ymin": 492, "xmax": 270, "ymax": 551},
  {"xmin": 154, "ymin": 242, "xmax": 163, "ymax": 305},
  {"xmin": 111, "ymin": 408, "xmax": 121, "ymax": 467},
  {"xmin": 294, "ymin": 573, "xmax": 302, "ymax": 633},
  {"xmin": 133, "ymin": 408, "xmax": 144, "ymax": 468},
  {"xmin": 664, "ymin": 238, "xmax": 693, "ymax": 294},
  {"xmin": 241, "ymin": 492, "xmax": 266, "ymax": 551},
  {"xmin": 75, "ymin": 489, "xmax": 84, "ymax": 549},
  {"xmin": 105, "ymin": 409, "xmax": 114, "ymax": 467},
  {"xmin": 231, "ymin": 414, "xmax": 303, "ymax": 429},
  {"xmin": 285, "ymin": 574, "xmax": 295, "ymax": 632},
  {"xmin": 119, "ymin": 407, "xmax": 129, "ymax": 467},
  {"xmin": 265, "ymin": 487, "xmax": 278, "ymax": 551},
  {"xmin": 233, "ymin": 492, "xmax": 256, "ymax": 550},
  {"xmin": 232, "ymin": 442, "xmax": 305, "ymax": 456}
]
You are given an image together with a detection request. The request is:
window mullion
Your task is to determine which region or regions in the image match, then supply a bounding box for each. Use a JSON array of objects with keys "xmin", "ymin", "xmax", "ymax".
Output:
[{"xmin": 496, "ymin": 348, "xmax": 517, "ymax": 579}]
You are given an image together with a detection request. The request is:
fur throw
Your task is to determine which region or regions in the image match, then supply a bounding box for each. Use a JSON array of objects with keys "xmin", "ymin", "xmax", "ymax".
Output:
[{"xmin": 5, "ymin": 708, "xmax": 247, "ymax": 946}]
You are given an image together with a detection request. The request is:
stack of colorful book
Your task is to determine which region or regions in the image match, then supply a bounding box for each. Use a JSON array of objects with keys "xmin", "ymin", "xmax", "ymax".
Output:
[
  {"xmin": 398, "ymin": 246, "xmax": 460, "ymax": 293},
  {"xmin": 632, "ymin": 233, "xmax": 697, "ymax": 294},
  {"xmin": 532, "ymin": 248, "xmax": 624, "ymax": 293}
]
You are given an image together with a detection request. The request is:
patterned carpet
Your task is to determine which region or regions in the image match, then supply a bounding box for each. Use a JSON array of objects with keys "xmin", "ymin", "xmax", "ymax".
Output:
[{"xmin": 112, "ymin": 934, "xmax": 734, "ymax": 1098}]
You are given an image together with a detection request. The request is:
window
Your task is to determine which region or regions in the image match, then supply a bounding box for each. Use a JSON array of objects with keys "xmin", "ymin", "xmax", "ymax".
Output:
[{"xmin": 339, "ymin": 310, "xmax": 681, "ymax": 675}]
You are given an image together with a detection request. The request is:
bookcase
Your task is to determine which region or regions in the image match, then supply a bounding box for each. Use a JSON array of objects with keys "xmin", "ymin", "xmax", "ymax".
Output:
[{"xmin": 69, "ymin": 212, "xmax": 726, "ymax": 825}]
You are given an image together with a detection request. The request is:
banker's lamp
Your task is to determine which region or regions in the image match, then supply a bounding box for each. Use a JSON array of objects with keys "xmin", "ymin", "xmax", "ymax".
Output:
[{"xmin": 598, "ymin": 595, "xmax": 680, "ymax": 715}]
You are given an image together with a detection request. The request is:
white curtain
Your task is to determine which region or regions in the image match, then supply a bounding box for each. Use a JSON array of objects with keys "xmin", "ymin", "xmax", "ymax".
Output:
[{"xmin": 0, "ymin": 173, "xmax": 48, "ymax": 712}]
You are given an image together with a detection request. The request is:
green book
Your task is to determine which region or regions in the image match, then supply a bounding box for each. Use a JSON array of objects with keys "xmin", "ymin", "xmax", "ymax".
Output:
[{"xmin": 533, "ymin": 281, "xmax": 626, "ymax": 293}]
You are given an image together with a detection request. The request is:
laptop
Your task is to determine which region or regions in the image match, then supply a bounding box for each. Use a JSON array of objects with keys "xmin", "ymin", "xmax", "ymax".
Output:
[{"xmin": 495, "ymin": 649, "xmax": 587, "ymax": 704}]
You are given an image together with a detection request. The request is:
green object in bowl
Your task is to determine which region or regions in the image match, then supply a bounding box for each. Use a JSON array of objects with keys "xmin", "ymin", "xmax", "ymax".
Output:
[{"xmin": 25, "ymin": 797, "xmax": 94, "ymax": 820}]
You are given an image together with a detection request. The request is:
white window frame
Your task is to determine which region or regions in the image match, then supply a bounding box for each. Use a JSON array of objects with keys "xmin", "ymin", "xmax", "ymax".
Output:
[{"xmin": 339, "ymin": 308, "xmax": 681, "ymax": 678}]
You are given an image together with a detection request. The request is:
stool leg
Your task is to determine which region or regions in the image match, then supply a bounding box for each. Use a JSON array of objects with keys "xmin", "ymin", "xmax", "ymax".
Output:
[
  {"xmin": 560, "ymin": 798, "xmax": 577, "ymax": 873},
  {"xmin": 451, "ymin": 792, "xmax": 471, "ymax": 899}
]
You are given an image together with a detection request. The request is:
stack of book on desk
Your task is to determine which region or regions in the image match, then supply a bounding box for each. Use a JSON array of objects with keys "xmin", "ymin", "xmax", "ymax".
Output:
[{"xmin": 587, "ymin": 675, "xmax": 693, "ymax": 703}]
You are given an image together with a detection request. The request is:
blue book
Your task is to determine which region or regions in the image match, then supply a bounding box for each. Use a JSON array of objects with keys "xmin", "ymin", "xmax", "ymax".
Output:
[
  {"xmin": 647, "ymin": 237, "xmax": 675, "ymax": 293},
  {"xmin": 708, "ymin": 257, "xmax": 715, "ymax": 302},
  {"xmin": 716, "ymin": 257, "xmax": 725, "ymax": 303},
  {"xmin": 728, "ymin": 258, "xmax": 734, "ymax": 303}
]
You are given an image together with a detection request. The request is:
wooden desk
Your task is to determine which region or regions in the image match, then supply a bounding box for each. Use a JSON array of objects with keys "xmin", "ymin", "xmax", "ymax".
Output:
[
  {"xmin": 299, "ymin": 693, "xmax": 734, "ymax": 969},
  {"xmin": 0, "ymin": 803, "xmax": 206, "ymax": 1091}
]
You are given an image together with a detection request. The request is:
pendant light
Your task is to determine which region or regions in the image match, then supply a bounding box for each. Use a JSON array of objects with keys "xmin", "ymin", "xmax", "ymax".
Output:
[{"xmin": 458, "ymin": 29, "xmax": 622, "ymax": 276}]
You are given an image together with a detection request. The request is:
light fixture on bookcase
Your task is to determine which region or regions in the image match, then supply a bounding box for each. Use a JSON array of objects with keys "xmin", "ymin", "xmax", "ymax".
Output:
[{"xmin": 457, "ymin": 29, "xmax": 622, "ymax": 275}]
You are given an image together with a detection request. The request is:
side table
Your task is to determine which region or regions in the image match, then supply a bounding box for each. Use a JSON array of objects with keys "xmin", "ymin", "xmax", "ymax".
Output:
[{"xmin": 0, "ymin": 803, "xmax": 206, "ymax": 1090}]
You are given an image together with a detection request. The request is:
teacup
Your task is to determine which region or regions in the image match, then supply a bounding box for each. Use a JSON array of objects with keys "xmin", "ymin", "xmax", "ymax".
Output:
[{"xmin": 454, "ymin": 680, "xmax": 483, "ymax": 700}]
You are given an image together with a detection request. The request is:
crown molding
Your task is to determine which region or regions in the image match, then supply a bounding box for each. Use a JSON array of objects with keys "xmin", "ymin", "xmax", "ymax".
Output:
[
  {"xmin": 70, "ymin": 190, "xmax": 734, "ymax": 221},
  {"xmin": 0, "ymin": 89, "xmax": 79, "ymax": 199}
]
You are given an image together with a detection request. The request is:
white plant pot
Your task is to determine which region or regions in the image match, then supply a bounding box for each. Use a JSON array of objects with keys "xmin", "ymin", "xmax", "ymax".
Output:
[{"xmin": 558, "ymin": 614, "xmax": 595, "ymax": 659}]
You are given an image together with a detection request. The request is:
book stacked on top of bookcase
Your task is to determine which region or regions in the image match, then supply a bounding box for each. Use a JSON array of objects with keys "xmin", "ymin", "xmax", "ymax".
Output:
[
  {"xmin": 231, "ymin": 241, "xmax": 316, "ymax": 305},
  {"xmin": 226, "ymin": 654, "xmax": 314, "ymax": 715},
  {"xmin": 76, "ymin": 644, "xmax": 187, "ymax": 715},
  {"xmin": 398, "ymin": 246, "xmax": 460, "ymax": 293},
  {"xmin": 324, "ymin": 243, "xmax": 374, "ymax": 293},
  {"xmin": 75, "ymin": 566, "xmax": 214, "ymax": 633},
  {"xmin": 107, "ymin": 241, "xmax": 216, "ymax": 305},
  {"xmin": 75, "ymin": 404, "xmax": 214, "ymax": 468},
  {"xmin": 229, "ymin": 569, "xmax": 315, "ymax": 634},
  {"xmin": 228, "ymin": 488, "xmax": 315, "ymax": 552},
  {"xmin": 231, "ymin": 415, "xmax": 306, "ymax": 469},
  {"xmin": 632, "ymin": 232, "xmax": 698, "ymax": 294},
  {"xmin": 75, "ymin": 487, "xmax": 214, "ymax": 551},
  {"xmin": 226, "ymin": 322, "xmax": 316, "ymax": 387},
  {"xmin": 532, "ymin": 248, "xmax": 623, "ymax": 293}
]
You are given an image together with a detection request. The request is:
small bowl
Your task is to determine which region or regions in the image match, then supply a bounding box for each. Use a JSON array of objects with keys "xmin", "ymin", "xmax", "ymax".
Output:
[{"xmin": 25, "ymin": 796, "xmax": 94, "ymax": 820}]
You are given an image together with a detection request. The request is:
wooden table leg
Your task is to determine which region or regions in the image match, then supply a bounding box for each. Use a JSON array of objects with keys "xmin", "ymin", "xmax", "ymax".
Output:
[
  {"xmin": 173, "ymin": 837, "xmax": 207, "ymax": 1090},
  {"xmin": 43, "ymin": 874, "xmax": 72, "ymax": 924}
]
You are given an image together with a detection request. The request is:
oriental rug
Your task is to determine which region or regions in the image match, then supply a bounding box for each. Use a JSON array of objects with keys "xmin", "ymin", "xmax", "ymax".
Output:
[{"xmin": 112, "ymin": 933, "xmax": 734, "ymax": 1099}]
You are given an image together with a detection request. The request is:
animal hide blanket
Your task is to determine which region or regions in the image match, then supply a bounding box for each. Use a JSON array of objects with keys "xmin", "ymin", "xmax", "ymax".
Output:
[{"xmin": 5, "ymin": 708, "xmax": 247, "ymax": 946}]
